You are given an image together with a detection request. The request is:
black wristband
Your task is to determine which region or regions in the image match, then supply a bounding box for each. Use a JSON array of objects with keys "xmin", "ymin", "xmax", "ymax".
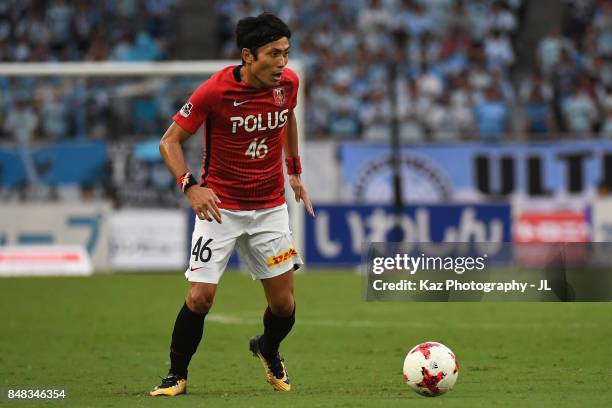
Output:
[{"xmin": 178, "ymin": 172, "xmax": 198, "ymax": 193}]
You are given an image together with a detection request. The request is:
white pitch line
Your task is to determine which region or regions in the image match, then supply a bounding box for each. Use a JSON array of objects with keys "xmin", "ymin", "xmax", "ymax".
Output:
[{"xmin": 206, "ymin": 314, "xmax": 600, "ymax": 330}]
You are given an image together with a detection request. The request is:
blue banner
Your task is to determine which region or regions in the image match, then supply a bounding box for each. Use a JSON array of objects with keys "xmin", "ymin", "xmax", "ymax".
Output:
[
  {"xmin": 340, "ymin": 141, "xmax": 612, "ymax": 203},
  {"xmin": 305, "ymin": 204, "xmax": 511, "ymax": 266},
  {"xmin": 0, "ymin": 142, "xmax": 107, "ymax": 186}
]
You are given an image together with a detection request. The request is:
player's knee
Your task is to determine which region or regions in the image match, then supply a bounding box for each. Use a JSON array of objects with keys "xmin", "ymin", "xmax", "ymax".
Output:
[
  {"xmin": 186, "ymin": 291, "xmax": 214, "ymax": 314},
  {"xmin": 269, "ymin": 295, "xmax": 294, "ymax": 317}
]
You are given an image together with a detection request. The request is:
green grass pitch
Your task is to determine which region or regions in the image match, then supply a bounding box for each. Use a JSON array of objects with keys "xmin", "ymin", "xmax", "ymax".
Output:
[{"xmin": 1, "ymin": 270, "xmax": 611, "ymax": 407}]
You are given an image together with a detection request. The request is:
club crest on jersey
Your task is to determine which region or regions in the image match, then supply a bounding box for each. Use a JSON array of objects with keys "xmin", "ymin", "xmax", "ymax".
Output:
[{"xmin": 273, "ymin": 87, "xmax": 285, "ymax": 107}]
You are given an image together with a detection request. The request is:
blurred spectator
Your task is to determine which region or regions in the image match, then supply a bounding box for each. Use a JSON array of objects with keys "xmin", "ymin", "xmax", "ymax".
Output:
[
  {"xmin": 600, "ymin": 104, "xmax": 612, "ymax": 138},
  {"xmin": 66, "ymin": 79, "xmax": 88, "ymax": 140},
  {"xmin": 592, "ymin": 1, "xmax": 612, "ymax": 34},
  {"xmin": 519, "ymin": 69, "xmax": 553, "ymax": 102},
  {"xmin": 598, "ymin": 84, "xmax": 612, "ymax": 117},
  {"xmin": 144, "ymin": 0, "xmax": 176, "ymax": 38},
  {"xmin": 465, "ymin": 0, "xmax": 491, "ymax": 39},
  {"xmin": 328, "ymin": 75, "xmax": 360, "ymax": 139},
  {"xmin": 132, "ymin": 30, "xmax": 163, "ymax": 60},
  {"xmin": 13, "ymin": 36, "xmax": 31, "ymax": 61},
  {"xmin": 40, "ymin": 85, "xmax": 68, "ymax": 141},
  {"xmin": 328, "ymin": 105, "xmax": 360, "ymax": 139},
  {"xmin": 5, "ymin": 98, "xmax": 39, "ymax": 145},
  {"xmin": 301, "ymin": 78, "xmax": 325, "ymax": 137},
  {"xmin": 484, "ymin": 29, "xmax": 514, "ymax": 69},
  {"xmin": 590, "ymin": 3, "xmax": 612, "ymax": 56},
  {"xmin": 449, "ymin": 73, "xmax": 474, "ymax": 108},
  {"xmin": 415, "ymin": 62, "xmax": 444, "ymax": 98},
  {"xmin": 563, "ymin": 0, "xmax": 596, "ymax": 48},
  {"xmin": 410, "ymin": 31, "xmax": 442, "ymax": 67},
  {"xmin": 537, "ymin": 27, "xmax": 575, "ymax": 74},
  {"xmin": 427, "ymin": 93, "xmax": 473, "ymax": 142},
  {"xmin": 523, "ymin": 87, "xmax": 555, "ymax": 138},
  {"xmin": 4, "ymin": 98, "xmax": 40, "ymax": 185},
  {"xmin": 73, "ymin": 3, "xmax": 98, "ymax": 54},
  {"xmin": 474, "ymin": 86, "xmax": 509, "ymax": 140},
  {"xmin": 485, "ymin": 0, "xmax": 517, "ymax": 35},
  {"xmin": 468, "ymin": 59, "xmax": 493, "ymax": 95},
  {"xmin": 85, "ymin": 29, "xmax": 111, "ymax": 61},
  {"xmin": 491, "ymin": 67, "xmax": 515, "ymax": 102},
  {"xmin": 358, "ymin": 0, "xmax": 394, "ymax": 34},
  {"xmin": 439, "ymin": 28, "xmax": 471, "ymax": 75},
  {"xmin": 111, "ymin": 31, "xmax": 136, "ymax": 61},
  {"xmin": 552, "ymin": 48, "xmax": 581, "ymax": 104},
  {"xmin": 444, "ymin": 0, "xmax": 472, "ymax": 34},
  {"xmin": 562, "ymin": 83, "xmax": 599, "ymax": 134},
  {"xmin": 585, "ymin": 53, "xmax": 612, "ymax": 89},
  {"xmin": 47, "ymin": 0, "xmax": 72, "ymax": 48},
  {"xmin": 88, "ymin": 84, "xmax": 113, "ymax": 140},
  {"xmin": 115, "ymin": 0, "xmax": 139, "ymax": 18},
  {"xmin": 397, "ymin": 78, "xmax": 427, "ymax": 143},
  {"xmin": 359, "ymin": 87, "xmax": 392, "ymax": 142},
  {"xmin": 396, "ymin": 1, "xmax": 434, "ymax": 39}
]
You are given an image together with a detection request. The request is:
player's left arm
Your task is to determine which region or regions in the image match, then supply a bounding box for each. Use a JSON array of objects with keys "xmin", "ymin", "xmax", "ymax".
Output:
[{"xmin": 284, "ymin": 110, "xmax": 315, "ymax": 217}]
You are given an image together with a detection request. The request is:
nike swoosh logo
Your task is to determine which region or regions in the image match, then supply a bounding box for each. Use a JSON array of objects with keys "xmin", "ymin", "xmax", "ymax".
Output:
[
  {"xmin": 233, "ymin": 100, "xmax": 250, "ymax": 107},
  {"xmin": 190, "ymin": 266, "xmax": 204, "ymax": 271}
]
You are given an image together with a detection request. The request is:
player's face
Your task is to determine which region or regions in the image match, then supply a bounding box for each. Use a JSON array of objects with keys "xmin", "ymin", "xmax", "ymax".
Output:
[{"xmin": 249, "ymin": 37, "xmax": 290, "ymax": 88}]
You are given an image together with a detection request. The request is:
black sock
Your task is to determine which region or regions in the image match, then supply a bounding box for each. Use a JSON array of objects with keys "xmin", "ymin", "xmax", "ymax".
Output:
[
  {"xmin": 259, "ymin": 304, "xmax": 295, "ymax": 359},
  {"xmin": 169, "ymin": 302, "xmax": 206, "ymax": 379}
]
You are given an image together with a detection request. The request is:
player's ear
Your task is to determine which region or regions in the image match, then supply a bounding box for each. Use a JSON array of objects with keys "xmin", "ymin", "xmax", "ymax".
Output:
[{"xmin": 242, "ymin": 48, "xmax": 254, "ymax": 64}]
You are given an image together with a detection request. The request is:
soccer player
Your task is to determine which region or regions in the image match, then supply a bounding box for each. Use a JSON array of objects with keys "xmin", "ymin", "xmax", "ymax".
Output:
[{"xmin": 149, "ymin": 13, "xmax": 314, "ymax": 397}]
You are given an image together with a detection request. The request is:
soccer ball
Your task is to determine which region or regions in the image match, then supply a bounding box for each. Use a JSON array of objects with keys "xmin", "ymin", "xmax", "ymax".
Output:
[{"xmin": 402, "ymin": 341, "xmax": 459, "ymax": 397}]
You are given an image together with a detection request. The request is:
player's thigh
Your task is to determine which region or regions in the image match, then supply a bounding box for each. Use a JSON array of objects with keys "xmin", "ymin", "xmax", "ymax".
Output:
[
  {"xmin": 237, "ymin": 204, "xmax": 303, "ymax": 281},
  {"xmin": 185, "ymin": 212, "xmax": 244, "ymax": 284}
]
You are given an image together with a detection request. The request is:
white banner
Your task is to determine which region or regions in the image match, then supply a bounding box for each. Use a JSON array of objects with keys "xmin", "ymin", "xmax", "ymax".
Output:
[
  {"xmin": 0, "ymin": 203, "xmax": 110, "ymax": 270},
  {"xmin": 302, "ymin": 140, "xmax": 340, "ymax": 203},
  {"xmin": 592, "ymin": 199, "xmax": 612, "ymax": 242},
  {"xmin": 0, "ymin": 245, "xmax": 93, "ymax": 276},
  {"xmin": 109, "ymin": 209, "xmax": 186, "ymax": 271}
]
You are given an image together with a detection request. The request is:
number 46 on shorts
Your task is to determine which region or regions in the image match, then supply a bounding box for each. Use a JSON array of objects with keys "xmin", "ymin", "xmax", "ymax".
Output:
[{"xmin": 192, "ymin": 237, "xmax": 213, "ymax": 263}]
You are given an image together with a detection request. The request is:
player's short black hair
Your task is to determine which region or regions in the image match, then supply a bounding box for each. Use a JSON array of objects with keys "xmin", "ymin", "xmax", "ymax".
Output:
[{"xmin": 236, "ymin": 13, "xmax": 291, "ymax": 61}]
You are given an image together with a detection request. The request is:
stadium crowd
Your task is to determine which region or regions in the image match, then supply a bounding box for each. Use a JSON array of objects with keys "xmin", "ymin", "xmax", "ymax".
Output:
[
  {"xmin": 0, "ymin": 0, "xmax": 611, "ymax": 143},
  {"xmin": 0, "ymin": 0, "xmax": 176, "ymax": 62},
  {"xmin": 0, "ymin": 0, "xmax": 179, "ymax": 143},
  {"xmin": 216, "ymin": 0, "xmax": 612, "ymax": 142}
]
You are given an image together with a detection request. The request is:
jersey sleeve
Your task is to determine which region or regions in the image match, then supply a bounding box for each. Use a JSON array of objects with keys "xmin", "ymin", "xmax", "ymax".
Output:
[{"xmin": 172, "ymin": 80, "xmax": 216, "ymax": 134}]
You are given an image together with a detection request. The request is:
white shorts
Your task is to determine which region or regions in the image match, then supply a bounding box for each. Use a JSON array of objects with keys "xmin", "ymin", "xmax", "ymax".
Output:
[{"xmin": 185, "ymin": 203, "xmax": 303, "ymax": 283}]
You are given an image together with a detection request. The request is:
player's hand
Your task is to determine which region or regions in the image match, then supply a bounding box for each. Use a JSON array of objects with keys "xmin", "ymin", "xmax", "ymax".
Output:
[
  {"xmin": 186, "ymin": 186, "xmax": 222, "ymax": 223},
  {"xmin": 289, "ymin": 174, "xmax": 315, "ymax": 217}
]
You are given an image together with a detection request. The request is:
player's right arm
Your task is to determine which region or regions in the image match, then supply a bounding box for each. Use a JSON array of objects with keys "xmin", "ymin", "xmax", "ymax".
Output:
[
  {"xmin": 160, "ymin": 81, "xmax": 222, "ymax": 223},
  {"xmin": 160, "ymin": 123, "xmax": 222, "ymax": 223}
]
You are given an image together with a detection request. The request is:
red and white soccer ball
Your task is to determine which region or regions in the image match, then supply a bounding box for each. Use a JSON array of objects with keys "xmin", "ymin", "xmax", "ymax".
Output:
[{"xmin": 402, "ymin": 341, "xmax": 459, "ymax": 397}]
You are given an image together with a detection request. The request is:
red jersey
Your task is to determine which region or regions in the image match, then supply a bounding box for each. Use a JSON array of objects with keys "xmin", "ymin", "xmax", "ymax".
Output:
[{"xmin": 173, "ymin": 65, "xmax": 299, "ymax": 210}]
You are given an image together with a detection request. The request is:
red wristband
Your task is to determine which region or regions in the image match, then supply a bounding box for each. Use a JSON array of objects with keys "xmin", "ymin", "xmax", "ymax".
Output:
[{"xmin": 285, "ymin": 156, "xmax": 302, "ymax": 175}]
